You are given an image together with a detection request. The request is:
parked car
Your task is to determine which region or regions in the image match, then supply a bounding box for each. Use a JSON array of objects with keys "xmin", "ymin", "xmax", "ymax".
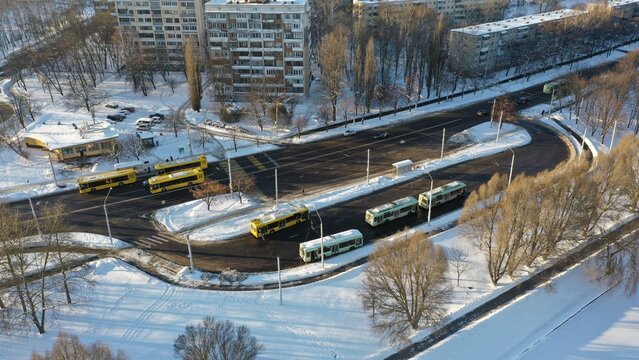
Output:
[
  {"xmin": 149, "ymin": 113, "xmax": 165, "ymax": 120},
  {"xmin": 343, "ymin": 129, "xmax": 357, "ymax": 137},
  {"xmin": 135, "ymin": 117, "xmax": 153, "ymax": 126},
  {"xmin": 517, "ymin": 96, "xmax": 530, "ymax": 104},
  {"xmin": 136, "ymin": 123, "xmax": 152, "ymax": 131},
  {"xmin": 151, "ymin": 115, "xmax": 163, "ymax": 124},
  {"xmin": 107, "ymin": 114, "xmax": 124, "ymax": 122},
  {"xmin": 121, "ymin": 106, "xmax": 135, "ymax": 113},
  {"xmin": 373, "ymin": 130, "xmax": 388, "ymax": 139},
  {"xmin": 104, "ymin": 102, "xmax": 118, "ymax": 109},
  {"xmin": 118, "ymin": 109, "xmax": 131, "ymax": 116},
  {"xmin": 476, "ymin": 109, "xmax": 490, "ymax": 117}
]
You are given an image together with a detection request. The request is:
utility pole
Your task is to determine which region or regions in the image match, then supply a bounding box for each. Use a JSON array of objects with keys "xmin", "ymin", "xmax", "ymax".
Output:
[
  {"xmin": 27, "ymin": 196, "xmax": 43, "ymax": 237},
  {"xmin": 366, "ymin": 149, "xmax": 370, "ymax": 185},
  {"xmin": 275, "ymin": 168, "xmax": 279, "ymax": 207},
  {"xmin": 609, "ymin": 121, "xmax": 617, "ymax": 150},
  {"xmin": 104, "ymin": 187, "xmax": 113, "ymax": 245},
  {"xmin": 426, "ymin": 172, "xmax": 433, "ymax": 224},
  {"xmin": 549, "ymin": 88, "xmax": 555, "ymax": 113},
  {"xmin": 277, "ymin": 256, "xmax": 282, "ymax": 305},
  {"xmin": 440, "ymin": 128, "xmax": 445, "ymax": 160},
  {"xmin": 227, "ymin": 159, "xmax": 233, "ymax": 193},
  {"xmin": 186, "ymin": 234, "xmax": 195, "ymax": 272},
  {"xmin": 490, "ymin": 98, "xmax": 496, "ymax": 127},
  {"xmin": 495, "ymin": 111, "xmax": 503, "ymax": 143},
  {"xmin": 508, "ymin": 148, "xmax": 515, "ymax": 186},
  {"xmin": 48, "ymin": 152, "xmax": 59, "ymax": 187}
]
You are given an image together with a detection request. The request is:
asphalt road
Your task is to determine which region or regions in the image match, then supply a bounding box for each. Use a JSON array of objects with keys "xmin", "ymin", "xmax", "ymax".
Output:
[{"xmin": 9, "ymin": 79, "xmax": 573, "ymax": 272}]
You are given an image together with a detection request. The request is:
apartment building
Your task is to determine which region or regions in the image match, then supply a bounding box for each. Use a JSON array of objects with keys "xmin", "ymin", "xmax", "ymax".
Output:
[
  {"xmin": 352, "ymin": 0, "xmax": 490, "ymax": 24},
  {"xmin": 609, "ymin": 0, "xmax": 639, "ymax": 18},
  {"xmin": 447, "ymin": 9, "xmax": 583, "ymax": 75},
  {"xmin": 205, "ymin": 0, "xmax": 311, "ymax": 96},
  {"xmin": 94, "ymin": 0, "xmax": 206, "ymax": 66}
]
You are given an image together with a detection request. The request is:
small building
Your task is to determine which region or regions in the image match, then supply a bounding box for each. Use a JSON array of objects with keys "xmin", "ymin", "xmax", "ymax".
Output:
[
  {"xmin": 392, "ymin": 159, "xmax": 413, "ymax": 177},
  {"xmin": 23, "ymin": 122, "xmax": 119, "ymax": 161}
]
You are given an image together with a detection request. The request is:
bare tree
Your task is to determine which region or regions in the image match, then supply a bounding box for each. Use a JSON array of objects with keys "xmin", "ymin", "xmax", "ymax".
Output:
[
  {"xmin": 294, "ymin": 116, "xmax": 307, "ymax": 139},
  {"xmin": 448, "ymin": 245, "xmax": 471, "ymax": 287},
  {"xmin": 165, "ymin": 77, "xmax": 178, "ymax": 94},
  {"xmin": 120, "ymin": 134, "xmax": 147, "ymax": 161},
  {"xmin": 232, "ymin": 172, "xmax": 256, "ymax": 204},
  {"xmin": 361, "ymin": 232, "xmax": 450, "ymax": 344},
  {"xmin": 165, "ymin": 109, "xmax": 184, "ymax": 138},
  {"xmin": 318, "ymin": 25, "xmax": 347, "ymax": 122},
  {"xmin": 363, "ymin": 37, "xmax": 377, "ymax": 113},
  {"xmin": 190, "ymin": 180, "xmax": 228, "ymax": 211},
  {"xmin": 174, "ymin": 316, "xmax": 263, "ymax": 360},
  {"xmin": 30, "ymin": 332, "xmax": 129, "ymax": 360},
  {"xmin": 183, "ymin": 38, "xmax": 202, "ymax": 112}
]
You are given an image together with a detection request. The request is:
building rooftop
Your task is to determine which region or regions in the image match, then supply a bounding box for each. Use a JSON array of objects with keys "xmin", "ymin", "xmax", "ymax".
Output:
[
  {"xmin": 352, "ymin": 0, "xmax": 429, "ymax": 4},
  {"xmin": 451, "ymin": 9, "xmax": 584, "ymax": 36},
  {"xmin": 23, "ymin": 121, "xmax": 118, "ymax": 150},
  {"xmin": 206, "ymin": 0, "xmax": 306, "ymax": 6}
]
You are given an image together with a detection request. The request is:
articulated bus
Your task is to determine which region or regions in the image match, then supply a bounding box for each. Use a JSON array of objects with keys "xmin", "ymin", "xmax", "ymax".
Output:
[
  {"xmin": 155, "ymin": 154, "xmax": 208, "ymax": 175},
  {"xmin": 148, "ymin": 168, "xmax": 204, "ymax": 194},
  {"xmin": 543, "ymin": 79, "xmax": 566, "ymax": 94},
  {"xmin": 299, "ymin": 229, "xmax": 364, "ymax": 263},
  {"xmin": 250, "ymin": 203, "xmax": 309, "ymax": 237},
  {"xmin": 77, "ymin": 169, "xmax": 137, "ymax": 193},
  {"xmin": 365, "ymin": 196, "xmax": 418, "ymax": 227},
  {"xmin": 418, "ymin": 181, "xmax": 466, "ymax": 209}
]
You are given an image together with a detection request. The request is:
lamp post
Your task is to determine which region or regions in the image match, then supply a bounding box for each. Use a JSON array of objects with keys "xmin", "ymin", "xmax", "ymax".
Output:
[
  {"xmin": 27, "ymin": 196, "xmax": 43, "ymax": 238},
  {"xmin": 104, "ymin": 187, "xmax": 113, "ymax": 245},
  {"xmin": 186, "ymin": 234, "xmax": 194, "ymax": 272},
  {"xmin": 507, "ymin": 147, "xmax": 515, "ymax": 186},
  {"xmin": 426, "ymin": 172, "xmax": 433, "ymax": 225},
  {"xmin": 312, "ymin": 205, "xmax": 325, "ymax": 269}
]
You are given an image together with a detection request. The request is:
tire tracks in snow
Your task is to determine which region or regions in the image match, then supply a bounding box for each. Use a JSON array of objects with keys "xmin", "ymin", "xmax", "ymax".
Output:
[{"xmin": 120, "ymin": 284, "xmax": 177, "ymax": 343}]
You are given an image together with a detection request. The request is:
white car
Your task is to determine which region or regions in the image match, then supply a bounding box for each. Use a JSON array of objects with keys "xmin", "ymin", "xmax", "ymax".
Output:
[{"xmin": 343, "ymin": 129, "xmax": 357, "ymax": 137}]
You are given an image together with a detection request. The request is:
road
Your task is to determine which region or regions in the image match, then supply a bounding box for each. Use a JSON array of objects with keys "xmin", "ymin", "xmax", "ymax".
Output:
[{"xmin": 8, "ymin": 79, "xmax": 573, "ymax": 272}]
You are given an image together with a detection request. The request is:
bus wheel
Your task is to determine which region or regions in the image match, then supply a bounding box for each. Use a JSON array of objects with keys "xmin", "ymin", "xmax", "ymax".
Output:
[
  {"xmin": 119, "ymin": 182, "xmax": 124, "ymax": 186},
  {"xmin": 188, "ymin": 182, "xmax": 192, "ymax": 186}
]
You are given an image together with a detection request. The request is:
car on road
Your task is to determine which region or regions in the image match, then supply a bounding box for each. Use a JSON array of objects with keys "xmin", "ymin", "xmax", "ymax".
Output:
[
  {"xmin": 476, "ymin": 109, "xmax": 490, "ymax": 117},
  {"xmin": 373, "ymin": 130, "xmax": 388, "ymax": 139},
  {"xmin": 343, "ymin": 129, "xmax": 357, "ymax": 137},
  {"xmin": 517, "ymin": 96, "xmax": 530, "ymax": 104}
]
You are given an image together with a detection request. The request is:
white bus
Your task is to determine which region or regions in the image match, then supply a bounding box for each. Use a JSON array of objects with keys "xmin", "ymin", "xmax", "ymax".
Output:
[
  {"xmin": 365, "ymin": 196, "xmax": 418, "ymax": 227},
  {"xmin": 299, "ymin": 229, "xmax": 364, "ymax": 263},
  {"xmin": 418, "ymin": 181, "xmax": 466, "ymax": 209}
]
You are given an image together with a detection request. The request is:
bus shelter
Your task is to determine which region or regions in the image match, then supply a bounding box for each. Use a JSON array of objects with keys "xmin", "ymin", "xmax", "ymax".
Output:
[{"xmin": 392, "ymin": 160, "xmax": 413, "ymax": 178}]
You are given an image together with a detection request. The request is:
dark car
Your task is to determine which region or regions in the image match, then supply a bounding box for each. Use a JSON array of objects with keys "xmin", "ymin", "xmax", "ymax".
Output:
[
  {"xmin": 104, "ymin": 103, "xmax": 118, "ymax": 109},
  {"xmin": 373, "ymin": 130, "xmax": 388, "ymax": 139},
  {"xmin": 107, "ymin": 114, "xmax": 124, "ymax": 122},
  {"xmin": 476, "ymin": 109, "xmax": 490, "ymax": 117},
  {"xmin": 517, "ymin": 97, "xmax": 530, "ymax": 104},
  {"xmin": 122, "ymin": 106, "xmax": 135, "ymax": 113},
  {"xmin": 149, "ymin": 113, "xmax": 165, "ymax": 120}
]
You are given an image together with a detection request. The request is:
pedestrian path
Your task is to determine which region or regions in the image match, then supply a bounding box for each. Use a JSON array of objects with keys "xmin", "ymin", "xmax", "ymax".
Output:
[{"xmin": 133, "ymin": 232, "xmax": 181, "ymax": 249}]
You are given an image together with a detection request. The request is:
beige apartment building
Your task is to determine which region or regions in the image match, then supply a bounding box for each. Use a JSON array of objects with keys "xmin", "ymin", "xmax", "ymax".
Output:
[
  {"xmin": 205, "ymin": 0, "xmax": 311, "ymax": 96},
  {"xmin": 94, "ymin": 0, "xmax": 206, "ymax": 66},
  {"xmin": 352, "ymin": 0, "xmax": 492, "ymax": 24},
  {"xmin": 447, "ymin": 9, "xmax": 583, "ymax": 75}
]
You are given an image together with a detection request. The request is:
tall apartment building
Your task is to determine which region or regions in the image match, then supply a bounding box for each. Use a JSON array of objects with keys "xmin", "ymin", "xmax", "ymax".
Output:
[
  {"xmin": 352, "ymin": 0, "xmax": 489, "ymax": 24},
  {"xmin": 94, "ymin": 0, "xmax": 206, "ymax": 66},
  {"xmin": 447, "ymin": 9, "xmax": 583, "ymax": 75},
  {"xmin": 205, "ymin": 0, "xmax": 311, "ymax": 96}
]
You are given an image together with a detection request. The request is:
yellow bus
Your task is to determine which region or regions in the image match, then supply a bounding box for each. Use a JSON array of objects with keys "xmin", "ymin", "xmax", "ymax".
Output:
[
  {"xmin": 77, "ymin": 169, "xmax": 137, "ymax": 193},
  {"xmin": 154, "ymin": 154, "xmax": 208, "ymax": 175},
  {"xmin": 250, "ymin": 203, "xmax": 309, "ymax": 237},
  {"xmin": 148, "ymin": 168, "xmax": 205, "ymax": 194}
]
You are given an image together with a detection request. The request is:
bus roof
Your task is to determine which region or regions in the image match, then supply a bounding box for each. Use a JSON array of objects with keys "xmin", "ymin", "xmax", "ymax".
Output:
[
  {"xmin": 300, "ymin": 229, "xmax": 363, "ymax": 252},
  {"xmin": 250, "ymin": 203, "xmax": 308, "ymax": 225},
  {"xmin": 78, "ymin": 168, "xmax": 134, "ymax": 183},
  {"xmin": 148, "ymin": 168, "xmax": 202, "ymax": 184},
  {"xmin": 367, "ymin": 196, "xmax": 417, "ymax": 216},
  {"xmin": 422, "ymin": 181, "xmax": 466, "ymax": 197},
  {"xmin": 154, "ymin": 154, "xmax": 206, "ymax": 169}
]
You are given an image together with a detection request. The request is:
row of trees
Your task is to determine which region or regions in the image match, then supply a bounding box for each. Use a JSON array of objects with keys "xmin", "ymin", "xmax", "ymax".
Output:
[
  {"xmin": 0, "ymin": 202, "xmax": 89, "ymax": 335},
  {"xmin": 461, "ymin": 135, "xmax": 639, "ymax": 286},
  {"xmin": 563, "ymin": 51, "xmax": 639, "ymax": 140}
]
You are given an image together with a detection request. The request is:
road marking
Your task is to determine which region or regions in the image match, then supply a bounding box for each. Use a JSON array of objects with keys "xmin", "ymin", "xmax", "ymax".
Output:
[
  {"xmin": 135, "ymin": 239, "xmax": 155, "ymax": 248},
  {"xmin": 248, "ymin": 155, "xmax": 267, "ymax": 171}
]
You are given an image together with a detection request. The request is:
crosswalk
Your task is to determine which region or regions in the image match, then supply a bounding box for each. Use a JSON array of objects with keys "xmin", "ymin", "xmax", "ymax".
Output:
[{"xmin": 133, "ymin": 232, "xmax": 180, "ymax": 249}]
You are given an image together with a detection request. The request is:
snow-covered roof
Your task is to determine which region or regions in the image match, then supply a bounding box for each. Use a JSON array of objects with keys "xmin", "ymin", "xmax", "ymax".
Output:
[
  {"xmin": 451, "ymin": 9, "xmax": 584, "ymax": 36},
  {"xmin": 299, "ymin": 229, "xmax": 363, "ymax": 252},
  {"xmin": 206, "ymin": 0, "xmax": 306, "ymax": 7},
  {"xmin": 608, "ymin": 0, "xmax": 639, "ymax": 7},
  {"xmin": 23, "ymin": 121, "xmax": 118, "ymax": 150},
  {"xmin": 367, "ymin": 196, "xmax": 417, "ymax": 215},
  {"xmin": 353, "ymin": 0, "xmax": 429, "ymax": 4},
  {"xmin": 250, "ymin": 203, "xmax": 308, "ymax": 224}
]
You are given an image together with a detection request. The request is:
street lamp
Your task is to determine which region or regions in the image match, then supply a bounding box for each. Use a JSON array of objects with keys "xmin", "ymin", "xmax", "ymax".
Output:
[
  {"xmin": 104, "ymin": 187, "xmax": 113, "ymax": 245},
  {"xmin": 426, "ymin": 172, "xmax": 433, "ymax": 225},
  {"xmin": 507, "ymin": 147, "xmax": 515, "ymax": 187},
  {"xmin": 311, "ymin": 205, "xmax": 324, "ymax": 269},
  {"xmin": 27, "ymin": 196, "xmax": 43, "ymax": 238}
]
